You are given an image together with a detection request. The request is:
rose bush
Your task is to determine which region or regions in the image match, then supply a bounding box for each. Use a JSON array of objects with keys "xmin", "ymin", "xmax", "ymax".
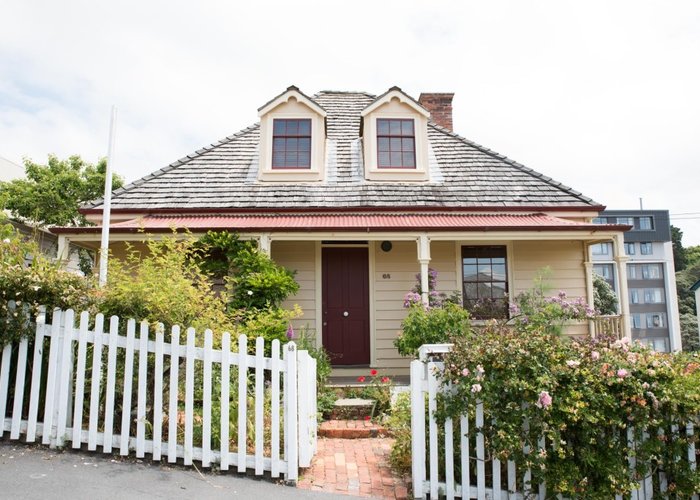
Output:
[{"xmin": 439, "ymin": 323, "xmax": 700, "ymax": 497}]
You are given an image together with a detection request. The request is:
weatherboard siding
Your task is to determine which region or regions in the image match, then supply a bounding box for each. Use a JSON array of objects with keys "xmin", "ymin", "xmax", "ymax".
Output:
[{"xmin": 272, "ymin": 241, "xmax": 317, "ymax": 337}]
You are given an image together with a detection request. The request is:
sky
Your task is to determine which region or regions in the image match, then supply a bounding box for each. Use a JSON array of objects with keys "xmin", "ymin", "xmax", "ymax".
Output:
[{"xmin": 1, "ymin": 0, "xmax": 699, "ymax": 244}]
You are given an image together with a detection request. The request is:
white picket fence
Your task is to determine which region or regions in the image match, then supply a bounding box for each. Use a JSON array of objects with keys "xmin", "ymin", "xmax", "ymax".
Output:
[
  {"xmin": 0, "ymin": 306, "xmax": 317, "ymax": 482},
  {"xmin": 410, "ymin": 344, "xmax": 699, "ymax": 500}
]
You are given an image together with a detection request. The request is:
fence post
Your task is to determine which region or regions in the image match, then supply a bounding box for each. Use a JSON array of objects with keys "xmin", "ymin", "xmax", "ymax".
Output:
[
  {"xmin": 284, "ymin": 341, "xmax": 298, "ymax": 483},
  {"xmin": 297, "ymin": 350, "xmax": 316, "ymax": 468},
  {"xmin": 55, "ymin": 309, "xmax": 75, "ymax": 447},
  {"xmin": 411, "ymin": 359, "xmax": 426, "ymax": 499}
]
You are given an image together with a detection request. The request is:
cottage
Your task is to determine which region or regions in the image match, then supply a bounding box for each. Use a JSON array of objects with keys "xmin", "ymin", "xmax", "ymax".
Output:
[{"xmin": 54, "ymin": 86, "xmax": 630, "ymax": 375}]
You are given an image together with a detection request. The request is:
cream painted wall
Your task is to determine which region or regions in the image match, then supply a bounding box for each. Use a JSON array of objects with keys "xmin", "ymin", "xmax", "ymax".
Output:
[
  {"xmin": 272, "ymin": 241, "xmax": 318, "ymax": 337},
  {"xmin": 512, "ymin": 240, "xmax": 589, "ymax": 337}
]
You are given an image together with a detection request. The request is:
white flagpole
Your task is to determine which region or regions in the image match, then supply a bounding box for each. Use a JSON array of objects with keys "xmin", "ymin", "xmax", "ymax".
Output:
[{"xmin": 98, "ymin": 106, "xmax": 117, "ymax": 286}]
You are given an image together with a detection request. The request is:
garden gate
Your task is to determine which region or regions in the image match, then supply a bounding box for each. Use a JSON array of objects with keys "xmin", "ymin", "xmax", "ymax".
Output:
[{"xmin": 0, "ymin": 305, "xmax": 317, "ymax": 482}]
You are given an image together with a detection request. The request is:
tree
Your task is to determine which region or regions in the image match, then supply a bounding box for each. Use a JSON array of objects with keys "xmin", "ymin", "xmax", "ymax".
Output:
[
  {"xmin": 0, "ymin": 154, "xmax": 123, "ymax": 227},
  {"xmin": 593, "ymin": 273, "xmax": 618, "ymax": 315},
  {"xmin": 671, "ymin": 225, "xmax": 687, "ymax": 272}
]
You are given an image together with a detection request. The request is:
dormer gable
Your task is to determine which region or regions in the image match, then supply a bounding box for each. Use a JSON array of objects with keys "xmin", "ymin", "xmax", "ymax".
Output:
[
  {"xmin": 360, "ymin": 86, "xmax": 431, "ymax": 181},
  {"xmin": 258, "ymin": 85, "xmax": 327, "ymax": 182}
]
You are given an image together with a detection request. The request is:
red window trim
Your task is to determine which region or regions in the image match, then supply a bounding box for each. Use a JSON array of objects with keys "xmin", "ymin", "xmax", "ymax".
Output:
[{"xmin": 376, "ymin": 118, "xmax": 416, "ymax": 169}]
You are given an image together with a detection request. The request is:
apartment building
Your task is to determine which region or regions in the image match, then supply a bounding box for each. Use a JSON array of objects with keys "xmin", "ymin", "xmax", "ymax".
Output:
[{"xmin": 592, "ymin": 210, "xmax": 681, "ymax": 351}]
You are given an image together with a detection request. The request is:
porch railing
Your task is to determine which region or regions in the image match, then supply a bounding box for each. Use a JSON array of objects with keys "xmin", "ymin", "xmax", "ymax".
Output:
[{"xmin": 592, "ymin": 314, "xmax": 623, "ymax": 339}]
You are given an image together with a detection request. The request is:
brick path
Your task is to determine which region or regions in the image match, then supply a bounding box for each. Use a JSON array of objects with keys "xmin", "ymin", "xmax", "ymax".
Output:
[{"xmin": 298, "ymin": 436, "xmax": 410, "ymax": 499}]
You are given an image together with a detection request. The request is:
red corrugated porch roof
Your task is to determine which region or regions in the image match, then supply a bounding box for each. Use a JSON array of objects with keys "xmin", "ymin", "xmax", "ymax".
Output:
[{"xmin": 53, "ymin": 213, "xmax": 628, "ymax": 233}]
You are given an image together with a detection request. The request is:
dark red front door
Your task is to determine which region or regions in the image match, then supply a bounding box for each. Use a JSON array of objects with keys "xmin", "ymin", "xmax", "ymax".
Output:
[{"xmin": 322, "ymin": 247, "xmax": 370, "ymax": 366}]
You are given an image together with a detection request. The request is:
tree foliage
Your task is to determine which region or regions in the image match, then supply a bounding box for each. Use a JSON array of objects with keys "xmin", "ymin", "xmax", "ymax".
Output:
[
  {"xmin": 671, "ymin": 225, "xmax": 687, "ymax": 272},
  {"xmin": 0, "ymin": 154, "xmax": 123, "ymax": 227},
  {"xmin": 593, "ymin": 273, "xmax": 618, "ymax": 315}
]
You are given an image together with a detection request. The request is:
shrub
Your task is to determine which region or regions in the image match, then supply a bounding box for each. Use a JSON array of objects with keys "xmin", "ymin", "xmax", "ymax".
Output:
[
  {"xmin": 439, "ymin": 322, "xmax": 700, "ymax": 497},
  {"xmin": 99, "ymin": 236, "xmax": 235, "ymax": 339},
  {"xmin": 394, "ymin": 301, "xmax": 471, "ymax": 358},
  {"xmin": 0, "ymin": 226, "xmax": 95, "ymax": 346},
  {"xmin": 387, "ymin": 391, "xmax": 412, "ymax": 473}
]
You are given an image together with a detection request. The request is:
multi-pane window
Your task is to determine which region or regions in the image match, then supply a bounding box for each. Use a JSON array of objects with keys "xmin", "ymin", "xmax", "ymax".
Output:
[
  {"xmin": 462, "ymin": 246, "xmax": 508, "ymax": 319},
  {"xmin": 624, "ymin": 243, "xmax": 635, "ymax": 255},
  {"xmin": 643, "ymin": 288, "xmax": 664, "ymax": 303},
  {"xmin": 377, "ymin": 119, "xmax": 416, "ymax": 168},
  {"xmin": 630, "ymin": 290, "xmax": 640, "ymax": 304},
  {"xmin": 642, "ymin": 264, "xmax": 662, "ymax": 279},
  {"xmin": 617, "ymin": 217, "xmax": 634, "ymax": 226},
  {"xmin": 631, "ymin": 314, "xmax": 641, "ymax": 329},
  {"xmin": 640, "ymin": 242, "xmax": 653, "ymax": 255},
  {"xmin": 272, "ymin": 119, "xmax": 311, "ymax": 169},
  {"xmin": 637, "ymin": 217, "xmax": 654, "ymax": 230},
  {"xmin": 591, "ymin": 242, "xmax": 611, "ymax": 255},
  {"xmin": 646, "ymin": 313, "xmax": 665, "ymax": 328}
]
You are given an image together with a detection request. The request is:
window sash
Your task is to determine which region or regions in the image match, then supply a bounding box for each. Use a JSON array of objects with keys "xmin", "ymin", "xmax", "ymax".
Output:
[
  {"xmin": 272, "ymin": 119, "xmax": 312, "ymax": 169},
  {"xmin": 377, "ymin": 119, "xmax": 417, "ymax": 169},
  {"xmin": 461, "ymin": 245, "xmax": 508, "ymax": 319}
]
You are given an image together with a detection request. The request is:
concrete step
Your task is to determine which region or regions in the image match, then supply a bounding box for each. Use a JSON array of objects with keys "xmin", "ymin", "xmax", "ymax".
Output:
[
  {"xmin": 318, "ymin": 419, "xmax": 389, "ymax": 439},
  {"xmin": 330, "ymin": 398, "xmax": 376, "ymax": 420}
]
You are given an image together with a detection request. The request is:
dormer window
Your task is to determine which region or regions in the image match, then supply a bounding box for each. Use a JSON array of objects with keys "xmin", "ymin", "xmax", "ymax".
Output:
[
  {"xmin": 360, "ymin": 87, "xmax": 430, "ymax": 181},
  {"xmin": 377, "ymin": 119, "xmax": 416, "ymax": 169},
  {"xmin": 257, "ymin": 86, "xmax": 327, "ymax": 182},
  {"xmin": 272, "ymin": 119, "xmax": 311, "ymax": 169}
]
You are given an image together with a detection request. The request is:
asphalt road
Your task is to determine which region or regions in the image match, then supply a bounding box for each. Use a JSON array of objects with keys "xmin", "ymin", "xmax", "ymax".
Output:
[{"xmin": 0, "ymin": 440, "xmax": 350, "ymax": 500}]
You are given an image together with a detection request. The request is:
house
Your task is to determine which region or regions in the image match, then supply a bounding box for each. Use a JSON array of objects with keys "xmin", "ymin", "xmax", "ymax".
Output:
[
  {"xmin": 592, "ymin": 210, "xmax": 682, "ymax": 351},
  {"xmin": 53, "ymin": 86, "xmax": 631, "ymax": 374}
]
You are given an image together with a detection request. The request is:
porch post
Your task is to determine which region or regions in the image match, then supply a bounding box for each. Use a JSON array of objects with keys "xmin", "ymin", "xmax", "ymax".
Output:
[
  {"xmin": 612, "ymin": 234, "xmax": 631, "ymax": 341},
  {"xmin": 583, "ymin": 243, "xmax": 595, "ymax": 337},
  {"xmin": 56, "ymin": 235, "xmax": 70, "ymax": 263},
  {"xmin": 259, "ymin": 233, "xmax": 271, "ymax": 256},
  {"xmin": 417, "ymin": 235, "xmax": 431, "ymax": 306}
]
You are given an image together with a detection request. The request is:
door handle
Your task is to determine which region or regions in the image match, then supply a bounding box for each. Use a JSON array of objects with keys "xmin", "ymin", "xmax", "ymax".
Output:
[{"xmin": 343, "ymin": 311, "xmax": 349, "ymax": 317}]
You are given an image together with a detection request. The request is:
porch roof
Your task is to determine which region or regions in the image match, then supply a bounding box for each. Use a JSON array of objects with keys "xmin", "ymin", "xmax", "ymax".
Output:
[{"xmin": 53, "ymin": 212, "xmax": 627, "ymax": 234}]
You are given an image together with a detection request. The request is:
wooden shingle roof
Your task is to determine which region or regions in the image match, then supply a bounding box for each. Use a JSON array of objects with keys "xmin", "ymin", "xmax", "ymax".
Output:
[{"xmin": 86, "ymin": 90, "xmax": 601, "ymax": 212}]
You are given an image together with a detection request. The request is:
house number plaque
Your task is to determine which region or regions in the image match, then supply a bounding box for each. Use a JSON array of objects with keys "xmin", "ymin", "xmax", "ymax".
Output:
[{"xmin": 382, "ymin": 274, "xmax": 391, "ymax": 279}]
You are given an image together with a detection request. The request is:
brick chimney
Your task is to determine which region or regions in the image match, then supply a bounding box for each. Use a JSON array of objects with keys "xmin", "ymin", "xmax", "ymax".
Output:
[{"xmin": 418, "ymin": 93, "xmax": 454, "ymax": 131}]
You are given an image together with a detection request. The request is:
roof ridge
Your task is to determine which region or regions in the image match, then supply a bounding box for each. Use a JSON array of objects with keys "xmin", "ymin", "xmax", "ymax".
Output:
[
  {"xmin": 85, "ymin": 124, "xmax": 261, "ymax": 208},
  {"xmin": 314, "ymin": 90, "xmax": 376, "ymax": 98},
  {"xmin": 427, "ymin": 123, "xmax": 599, "ymax": 206}
]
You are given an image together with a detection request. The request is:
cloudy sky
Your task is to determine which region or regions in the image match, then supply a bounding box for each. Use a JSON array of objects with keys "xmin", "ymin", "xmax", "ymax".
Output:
[{"xmin": 1, "ymin": 1, "xmax": 699, "ymax": 244}]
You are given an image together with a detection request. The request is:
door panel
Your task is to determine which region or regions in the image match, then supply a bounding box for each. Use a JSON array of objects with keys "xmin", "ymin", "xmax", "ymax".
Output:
[{"xmin": 322, "ymin": 247, "xmax": 370, "ymax": 365}]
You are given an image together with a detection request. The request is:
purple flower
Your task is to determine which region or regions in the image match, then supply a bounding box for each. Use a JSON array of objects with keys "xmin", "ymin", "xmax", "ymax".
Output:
[
  {"xmin": 536, "ymin": 391, "xmax": 552, "ymax": 409},
  {"xmin": 508, "ymin": 303, "xmax": 520, "ymax": 315},
  {"xmin": 286, "ymin": 323, "xmax": 295, "ymax": 340}
]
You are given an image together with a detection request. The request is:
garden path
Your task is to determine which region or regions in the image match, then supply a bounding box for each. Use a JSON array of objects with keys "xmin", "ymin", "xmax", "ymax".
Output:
[{"xmin": 297, "ymin": 434, "xmax": 409, "ymax": 499}]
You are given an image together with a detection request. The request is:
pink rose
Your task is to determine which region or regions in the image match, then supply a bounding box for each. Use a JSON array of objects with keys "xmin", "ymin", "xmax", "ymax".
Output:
[
  {"xmin": 461, "ymin": 368, "xmax": 470, "ymax": 376},
  {"xmin": 617, "ymin": 369, "xmax": 629, "ymax": 378},
  {"xmin": 536, "ymin": 390, "xmax": 552, "ymax": 409},
  {"xmin": 591, "ymin": 351, "xmax": 600, "ymax": 360}
]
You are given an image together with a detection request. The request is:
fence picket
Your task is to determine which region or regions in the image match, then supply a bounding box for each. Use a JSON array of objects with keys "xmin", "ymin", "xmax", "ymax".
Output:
[
  {"xmin": 445, "ymin": 414, "xmax": 455, "ymax": 500},
  {"xmin": 255, "ymin": 336, "xmax": 264, "ymax": 475},
  {"xmin": 55, "ymin": 309, "xmax": 75, "ymax": 447},
  {"xmin": 103, "ymin": 315, "xmax": 119, "ymax": 453},
  {"xmin": 26, "ymin": 307, "xmax": 46, "ymax": 442},
  {"xmin": 41, "ymin": 309, "xmax": 62, "ymax": 445},
  {"xmin": 120, "ymin": 319, "xmax": 136, "ymax": 455},
  {"xmin": 152, "ymin": 325, "xmax": 164, "ymax": 461},
  {"xmin": 71, "ymin": 311, "xmax": 89, "ymax": 447},
  {"xmin": 220, "ymin": 332, "xmax": 231, "ymax": 471},
  {"xmin": 202, "ymin": 329, "xmax": 213, "ymax": 468},
  {"xmin": 184, "ymin": 327, "xmax": 195, "ymax": 466},
  {"xmin": 410, "ymin": 360, "xmax": 426, "ymax": 499},
  {"xmin": 1, "ymin": 304, "xmax": 313, "ymax": 481},
  {"xmin": 10, "ymin": 335, "xmax": 29, "ymax": 439},
  {"xmin": 460, "ymin": 415, "xmax": 469, "ymax": 499},
  {"xmin": 238, "ymin": 334, "xmax": 248, "ymax": 473},
  {"xmin": 476, "ymin": 400, "xmax": 486, "ymax": 500},
  {"xmin": 271, "ymin": 339, "xmax": 280, "ymax": 478},
  {"xmin": 507, "ymin": 460, "xmax": 517, "ymax": 498},
  {"xmin": 87, "ymin": 314, "xmax": 104, "ymax": 450},
  {"xmin": 284, "ymin": 341, "xmax": 298, "ymax": 482},
  {"xmin": 428, "ymin": 361, "xmax": 439, "ymax": 500},
  {"xmin": 136, "ymin": 321, "xmax": 148, "ymax": 458},
  {"xmin": 167, "ymin": 325, "xmax": 180, "ymax": 463}
]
